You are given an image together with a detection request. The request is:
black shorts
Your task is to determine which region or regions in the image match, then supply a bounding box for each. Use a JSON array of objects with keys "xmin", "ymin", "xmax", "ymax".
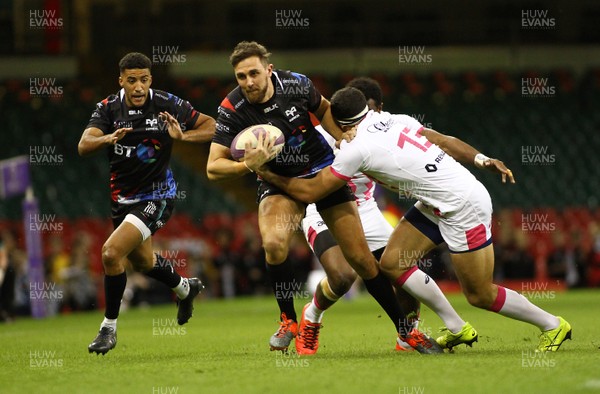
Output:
[
  {"xmin": 111, "ymin": 199, "xmax": 174, "ymax": 236},
  {"xmin": 256, "ymin": 180, "xmax": 355, "ymax": 212}
]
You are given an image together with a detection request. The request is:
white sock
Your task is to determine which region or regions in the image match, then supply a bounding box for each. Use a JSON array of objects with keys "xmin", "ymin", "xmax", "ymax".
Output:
[
  {"xmin": 398, "ymin": 267, "xmax": 465, "ymax": 333},
  {"xmin": 491, "ymin": 286, "xmax": 559, "ymax": 331},
  {"xmin": 101, "ymin": 317, "xmax": 117, "ymax": 331},
  {"xmin": 172, "ymin": 277, "xmax": 190, "ymax": 300},
  {"xmin": 304, "ymin": 298, "xmax": 324, "ymax": 323}
]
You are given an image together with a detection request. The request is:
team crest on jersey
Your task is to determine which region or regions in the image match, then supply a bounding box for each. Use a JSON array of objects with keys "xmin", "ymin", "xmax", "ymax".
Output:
[
  {"xmin": 285, "ymin": 106, "xmax": 300, "ymax": 122},
  {"xmin": 367, "ymin": 119, "xmax": 393, "ymax": 133}
]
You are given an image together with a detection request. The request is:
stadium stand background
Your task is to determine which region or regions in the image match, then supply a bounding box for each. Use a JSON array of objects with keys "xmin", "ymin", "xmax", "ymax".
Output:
[{"xmin": 1, "ymin": 0, "xmax": 599, "ymax": 318}]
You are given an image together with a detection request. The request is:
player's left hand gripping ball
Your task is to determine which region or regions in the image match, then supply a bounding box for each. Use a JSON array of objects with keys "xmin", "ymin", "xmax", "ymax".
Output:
[{"xmin": 230, "ymin": 124, "xmax": 285, "ymax": 165}]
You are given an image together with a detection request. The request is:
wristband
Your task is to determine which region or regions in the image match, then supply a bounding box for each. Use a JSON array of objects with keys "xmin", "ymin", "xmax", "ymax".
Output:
[
  {"xmin": 474, "ymin": 153, "xmax": 490, "ymax": 168},
  {"xmin": 243, "ymin": 161, "xmax": 254, "ymax": 173}
]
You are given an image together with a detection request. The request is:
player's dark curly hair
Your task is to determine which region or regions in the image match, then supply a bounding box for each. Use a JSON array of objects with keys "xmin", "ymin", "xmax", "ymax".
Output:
[
  {"xmin": 330, "ymin": 87, "xmax": 368, "ymax": 125},
  {"xmin": 229, "ymin": 41, "xmax": 271, "ymax": 67},
  {"xmin": 346, "ymin": 77, "xmax": 383, "ymax": 110},
  {"xmin": 119, "ymin": 52, "xmax": 152, "ymax": 73}
]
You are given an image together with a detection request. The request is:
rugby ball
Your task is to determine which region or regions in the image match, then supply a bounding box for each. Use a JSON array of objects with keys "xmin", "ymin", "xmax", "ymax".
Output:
[{"xmin": 230, "ymin": 124, "xmax": 285, "ymax": 161}]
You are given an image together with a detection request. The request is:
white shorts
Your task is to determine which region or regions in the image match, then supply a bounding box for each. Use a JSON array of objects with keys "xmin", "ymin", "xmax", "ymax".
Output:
[
  {"xmin": 302, "ymin": 198, "xmax": 393, "ymax": 253},
  {"xmin": 413, "ymin": 180, "xmax": 493, "ymax": 253}
]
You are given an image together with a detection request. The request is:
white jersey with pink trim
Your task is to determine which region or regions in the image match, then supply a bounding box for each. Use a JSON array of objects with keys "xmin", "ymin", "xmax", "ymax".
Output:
[
  {"xmin": 302, "ymin": 126, "xmax": 388, "ymax": 252},
  {"xmin": 312, "ymin": 126, "xmax": 376, "ymax": 205},
  {"xmin": 331, "ymin": 110, "xmax": 479, "ymax": 216}
]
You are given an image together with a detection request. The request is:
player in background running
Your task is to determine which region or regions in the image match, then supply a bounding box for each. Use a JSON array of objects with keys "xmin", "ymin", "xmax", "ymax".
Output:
[{"xmin": 79, "ymin": 52, "xmax": 214, "ymax": 355}]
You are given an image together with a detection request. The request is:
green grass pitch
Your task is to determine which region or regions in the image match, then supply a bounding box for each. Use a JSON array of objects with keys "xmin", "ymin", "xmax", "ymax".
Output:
[{"xmin": 1, "ymin": 289, "xmax": 599, "ymax": 394}]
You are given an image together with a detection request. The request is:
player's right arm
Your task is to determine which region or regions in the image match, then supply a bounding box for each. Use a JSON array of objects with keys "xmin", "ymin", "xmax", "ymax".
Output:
[
  {"xmin": 207, "ymin": 97, "xmax": 258, "ymax": 181},
  {"xmin": 79, "ymin": 97, "xmax": 133, "ymax": 157},
  {"xmin": 420, "ymin": 128, "xmax": 515, "ymax": 183},
  {"xmin": 206, "ymin": 143, "xmax": 253, "ymax": 181},
  {"xmin": 78, "ymin": 126, "xmax": 132, "ymax": 157}
]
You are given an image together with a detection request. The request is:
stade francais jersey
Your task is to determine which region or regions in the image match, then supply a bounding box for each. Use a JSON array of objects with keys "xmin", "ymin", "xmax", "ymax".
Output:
[
  {"xmin": 86, "ymin": 89, "xmax": 200, "ymax": 204},
  {"xmin": 331, "ymin": 110, "xmax": 479, "ymax": 216},
  {"xmin": 313, "ymin": 126, "xmax": 375, "ymax": 206},
  {"xmin": 212, "ymin": 70, "xmax": 334, "ymax": 177}
]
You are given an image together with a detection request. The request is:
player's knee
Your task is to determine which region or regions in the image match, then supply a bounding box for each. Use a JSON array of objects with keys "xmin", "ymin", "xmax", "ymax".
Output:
[
  {"xmin": 380, "ymin": 249, "xmax": 415, "ymax": 275},
  {"xmin": 463, "ymin": 288, "xmax": 495, "ymax": 309},
  {"xmin": 328, "ymin": 270, "xmax": 357, "ymax": 295},
  {"xmin": 101, "ymin": 243, "xmax": 123, "ymax": 269},
  {"xmin": 262, "ymin": 238, "xmax": 289, "ymax": 264}
]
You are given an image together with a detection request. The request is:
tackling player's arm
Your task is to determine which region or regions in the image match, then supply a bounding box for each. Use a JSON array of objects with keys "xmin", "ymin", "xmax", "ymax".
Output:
[
  {"xmin": 244, "ymin": 131, "xmax": 345, "ymax": 203},
  {"xmin": 78, "ymin": 126, "xmax": 132, "ymax": 157},
  {"xmin": 206, "ymin": 143, "xmax": 253, "ymax": 181},
  {"xmin": 256, "ymin": 165, "xmax": 344, "ymax": 204},
  {"xmin": 420, "ymin": 128, "xmax": 515, "ymax": 183}
]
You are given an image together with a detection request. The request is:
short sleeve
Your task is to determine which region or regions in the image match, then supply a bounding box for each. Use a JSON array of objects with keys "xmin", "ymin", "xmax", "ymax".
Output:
[
  {"xmin": 212, "ymin": 99, "xmax": 245, "ymax": 148},
  {"xmin": 394, "ymin": 114, "xmax": 424, "ymax": 133},
  {"xmin": 305, "ymin": 77, "xmax": 322, "ymax": 113},
  {"xmin": 86, "ymin": 99, "xmax": 112, "ymax": 134},
  {"xmin": 170, "ymin": 95, "xmax": 200, "ymax": 132}
]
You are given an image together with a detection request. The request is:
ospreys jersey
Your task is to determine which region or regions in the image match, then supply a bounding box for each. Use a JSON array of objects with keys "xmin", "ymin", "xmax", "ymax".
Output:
[
  {"xmin": 86, "ymin": 88, "xmax": 200, "ymax": 204},
  {"xmin": 213, "ymin": 70, "xmax": 334, "ymax": 177}
]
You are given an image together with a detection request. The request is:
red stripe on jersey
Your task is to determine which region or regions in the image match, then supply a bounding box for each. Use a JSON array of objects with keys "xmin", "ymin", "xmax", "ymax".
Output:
[
  {"xmin": 308, "ymin": 112, "xmax": 320, "ymax": 127},
  {"xmin": 110, "ymin": 172, "xmax": 120, "ymax": 202},
  {"xmin": 330, "ymin": 166, "xmax": 352, "ymax": 182},
  {"xmin": 101, "ymin": 98, "xmax": 108, "ymax": 106},
  {"xmin": 489, "ymin": 286, "xmax": 507, "ymax": 312},
  {"xmin": 307, "ymin": 226, "xmax": 318, "ymax": 249},
  {"xmin": 465, "ymin": 223, "xmax": 487, "ymax": 250},
  {"xmin": 220, "ymin": 98, "xmax": 236, "ymax": 112}
]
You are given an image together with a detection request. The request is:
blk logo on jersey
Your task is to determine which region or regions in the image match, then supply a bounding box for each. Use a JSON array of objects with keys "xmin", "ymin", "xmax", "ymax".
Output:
[{"xmin": 264, "ymin": 103, "xmax": 279, "ymax": 113}]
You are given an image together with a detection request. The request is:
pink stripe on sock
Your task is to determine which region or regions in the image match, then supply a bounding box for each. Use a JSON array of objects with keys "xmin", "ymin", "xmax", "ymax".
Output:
[
  {"xmin": 312, "ymin": 294, "xmax": 323, "ymax": 311},
  {"xmin": 395, "ymin": 265, "xmax": 419, "ymax": 287},
  {"xmin": 489, "ymin": 286, "xmax": 506, "ymax": 312}
]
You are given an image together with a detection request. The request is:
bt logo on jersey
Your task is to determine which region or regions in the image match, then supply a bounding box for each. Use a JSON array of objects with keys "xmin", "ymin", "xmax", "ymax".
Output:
[{"xmin": 114, "ymin": 143, "xmax": 136, "ymax": 157}]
